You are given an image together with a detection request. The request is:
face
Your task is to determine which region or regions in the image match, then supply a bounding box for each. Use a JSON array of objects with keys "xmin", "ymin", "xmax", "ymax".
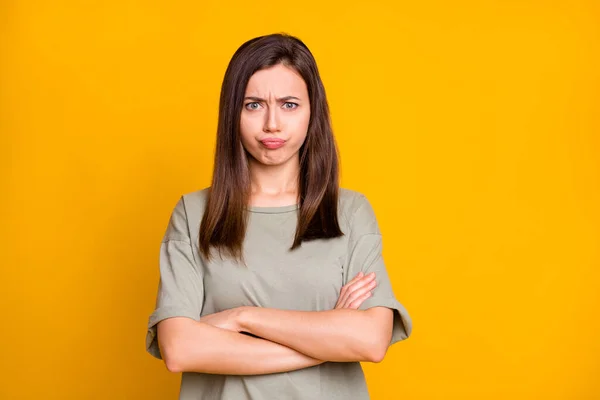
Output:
[{"xmin": 240, "ymin": 63, "xmax": 311, "ymax": 168}]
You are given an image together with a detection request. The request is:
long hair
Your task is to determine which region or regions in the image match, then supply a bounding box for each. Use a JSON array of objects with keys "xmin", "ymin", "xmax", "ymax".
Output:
[{"xmin": 199, "ymin": 33, "xmax": 342, "ymax": 263}]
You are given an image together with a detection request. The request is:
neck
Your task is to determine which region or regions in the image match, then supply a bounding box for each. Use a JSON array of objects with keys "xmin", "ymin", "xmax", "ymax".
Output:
[{"xmin": 248, "ymin": 156, "xmax": 300, "ymax": 196}]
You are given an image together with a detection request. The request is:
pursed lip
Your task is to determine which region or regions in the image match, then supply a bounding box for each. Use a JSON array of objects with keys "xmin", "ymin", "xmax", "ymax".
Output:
[
  {"xmin": 259, "ymin": 138, "xmax": 285, "ymax": 144},
  {"xmin": 259, "ymin": 138, "xmax": 286, "ymax": 149}
]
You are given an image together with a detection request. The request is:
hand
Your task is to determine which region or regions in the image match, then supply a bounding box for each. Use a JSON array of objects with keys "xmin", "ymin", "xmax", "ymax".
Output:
[
  {"xmin": 335, "ymin": 271, "xmax": 377, "ymax": 310},
  {"xmin": 199, "ymin": 307, "xmax": 246, "ymax": 332}
]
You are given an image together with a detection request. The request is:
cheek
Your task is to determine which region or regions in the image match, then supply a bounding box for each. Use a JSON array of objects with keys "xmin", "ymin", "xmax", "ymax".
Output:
[
  {"xmin": 283, "ymin": 105, "xmax": 308, "ymax": 125},
  {"xmin": 240, "ymin": 116, "xmax": 259, "ymax": 147},
  {"xmin": 240, "ymin": 115, "xmax": 255, "ymax": 136},
  {"xmin": 291, "ymin": 111, "xmax": 310, "ymax": 142}
]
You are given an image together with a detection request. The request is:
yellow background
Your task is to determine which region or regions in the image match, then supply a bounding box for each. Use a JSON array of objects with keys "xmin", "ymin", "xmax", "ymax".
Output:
[{"xmin": 1, "ymin": 1, "xmax": 599, "ymax": 399}]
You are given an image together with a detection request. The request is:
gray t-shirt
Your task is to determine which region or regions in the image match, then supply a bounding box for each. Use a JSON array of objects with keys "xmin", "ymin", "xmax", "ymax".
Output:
[{"xmin": 146, "ymin": 187, "xmax": 412, "ymax": 399}]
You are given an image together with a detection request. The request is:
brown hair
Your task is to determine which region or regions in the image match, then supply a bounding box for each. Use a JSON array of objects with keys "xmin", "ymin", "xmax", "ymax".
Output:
[{"xmin": 199, "ymin": 33, "xmax": 342, "ymax": 263}]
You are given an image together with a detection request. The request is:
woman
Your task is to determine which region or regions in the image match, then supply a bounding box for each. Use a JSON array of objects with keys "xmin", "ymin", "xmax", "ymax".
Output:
[{"xmin": 146, "ymin": 33, "xmax": 412, "ymax": 399}]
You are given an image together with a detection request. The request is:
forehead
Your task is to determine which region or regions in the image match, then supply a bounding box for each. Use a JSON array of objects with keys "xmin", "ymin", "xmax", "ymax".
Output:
[{"xmin": 245, "ymin": 64, "xmax": 308, "ymax": 97}]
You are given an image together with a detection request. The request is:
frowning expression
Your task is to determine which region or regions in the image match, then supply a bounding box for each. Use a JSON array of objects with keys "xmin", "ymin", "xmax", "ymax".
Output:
[{"xmin": 240, "ymin": 63, "xmax": 311, "ymax": 167}]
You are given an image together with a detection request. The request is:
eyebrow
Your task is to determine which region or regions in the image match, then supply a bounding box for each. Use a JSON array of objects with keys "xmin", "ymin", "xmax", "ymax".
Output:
[{"xmin": 243, "ymin": 96, "xmax": 302, "ymax": 102}]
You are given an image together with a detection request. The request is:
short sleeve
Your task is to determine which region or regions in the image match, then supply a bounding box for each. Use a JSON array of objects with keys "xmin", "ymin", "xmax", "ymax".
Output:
[
  {"xmin": 344, "ymin": 194, "xmax": 412, "ymax": 345},
  {"xmin": 145, "ymin": 197, "xmax": 205, "ymax": 359}
]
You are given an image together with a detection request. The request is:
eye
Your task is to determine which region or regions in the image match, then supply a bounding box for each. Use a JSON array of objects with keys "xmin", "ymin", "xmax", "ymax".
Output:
[
  {"xmin": 283, "ymin": 102, "xmax": 298, "ymax": 109},
  {"xmin": 245, "ymin": 102, "xmax": 261, "ymax": 110}
]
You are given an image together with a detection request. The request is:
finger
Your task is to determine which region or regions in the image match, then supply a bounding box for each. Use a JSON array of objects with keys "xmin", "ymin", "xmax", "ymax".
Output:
[
  {"xmin": 343, "ymin": 272, "xmax": 375, "ymax": 299},
  {"xmin": 348, "ymin": 290, "xmax": 372, "ymax": 309},
  {"xmin": 338, "ymin": 278, "xmax": 376, "ymax": 309},
  {"xmin": 343, "ymin": 279, "xmax": 377, "ymax": 308},
  {"xmin": 340, "ymin": 272, "xmax": 364, "ymax": 296},
  {"xmin": 337, "ymin": 272, "xmax": 376, "ymax": 308},
  {"xmin": 352, "ymin": 271, "xmax": 364, "ymax": 281},
  {"xmin": 349, "ymin": 290, "xmax": 372, "ymax": 309},
  {"xmin": 338, "ymin": 273, "xmax": 375, "ymax": 307},
  {"xmin": 337, "ymin": 272, "xmax": 365, "ymax": 307}
]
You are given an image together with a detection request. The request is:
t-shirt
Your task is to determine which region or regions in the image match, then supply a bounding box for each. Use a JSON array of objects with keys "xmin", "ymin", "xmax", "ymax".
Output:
[{"xmin": 146, "ymin": 187, "xmax": 412, "ymax": 400}]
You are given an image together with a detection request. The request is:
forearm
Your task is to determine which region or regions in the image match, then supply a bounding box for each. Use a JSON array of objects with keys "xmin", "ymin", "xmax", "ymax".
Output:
[
  {"xmin": 158, "ymin": 317, "xmax": 323, "ymax": 375},
  {"xmin": 238, "ymin": 308, "xmax": 389, "ymax": 363}
]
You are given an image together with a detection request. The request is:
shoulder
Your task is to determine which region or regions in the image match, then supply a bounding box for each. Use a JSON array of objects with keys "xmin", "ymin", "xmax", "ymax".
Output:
[
  {"xmin": 338, "ymin": 187, "xmax": 368, "ymax": 209},
  {"xmin": 162, "ymin": 187, "xmax": 209, "ymax": 241},
  {"xmin": 338, "ymin": 188, "xmax": 380, "ymax": 236},
  {"xmin": 181, "ymin": 187, "xmax": 210, "ymax": 212},
  {"xmin": 180, "ymin": 187, "xmax": 211, "ymax": 227},
  {"xmin": 167, "ymin": 187, "xmax": 211, "ymax": 223}
]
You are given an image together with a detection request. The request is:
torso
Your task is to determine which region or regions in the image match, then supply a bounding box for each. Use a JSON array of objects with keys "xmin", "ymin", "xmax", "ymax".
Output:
[{"xmin": 177, "ymin": 187, "xmax": 372, "ymax": 400}]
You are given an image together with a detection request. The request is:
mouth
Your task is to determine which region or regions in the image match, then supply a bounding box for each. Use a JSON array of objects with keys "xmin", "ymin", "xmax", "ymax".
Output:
[{"xmin": 259, "ymin": 138, "xmax": 286, "ymax": 150}]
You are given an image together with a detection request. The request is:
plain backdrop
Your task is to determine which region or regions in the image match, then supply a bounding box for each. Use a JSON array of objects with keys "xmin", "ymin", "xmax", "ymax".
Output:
[{"xmin": 1, "ymin": 1, "xmax": 599, "ymax": 399}]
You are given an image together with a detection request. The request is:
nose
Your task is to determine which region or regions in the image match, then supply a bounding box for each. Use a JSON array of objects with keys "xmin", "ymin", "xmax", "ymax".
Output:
[{"xmin": 264, "ymin": 106, "xmax": 281, "ymax": 133}]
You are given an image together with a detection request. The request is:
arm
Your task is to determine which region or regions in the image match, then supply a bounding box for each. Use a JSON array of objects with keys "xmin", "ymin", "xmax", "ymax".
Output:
[
  {"xmin": 232, "ymin": 194, "xmax": 411, "ymax": 363},
  {"xmin": 158, "ymin": 271, "xmax": 378, "ymax": 374},
  {"xmin": 238, "ymin": 306, "xmax": 393, "ymax": 363},
  {"xmin": 189, "ymin": 271, "xmax": 389, "ymax": 365},
  {"xmin": 149, "ymin": 198, "xmax": 321, "ymax": 375},
  {"xmin": 157, "ymin": 317, "xmax": 323, "ymax": 375}
]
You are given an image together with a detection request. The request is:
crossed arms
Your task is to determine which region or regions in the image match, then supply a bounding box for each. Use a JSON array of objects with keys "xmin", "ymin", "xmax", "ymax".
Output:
[{"xmin": 156, "ymin": 272, "xmax": 394, "ymax": 375}]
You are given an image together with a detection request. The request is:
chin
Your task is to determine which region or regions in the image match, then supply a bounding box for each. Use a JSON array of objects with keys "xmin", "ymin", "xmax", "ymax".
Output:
[
  {"xmin": 252, "ymin": 153, "xmax": 293, "ymax": 167},
  {"xmin": 258, "ymin": 158, "xmax": 288, "ymax": 167}
]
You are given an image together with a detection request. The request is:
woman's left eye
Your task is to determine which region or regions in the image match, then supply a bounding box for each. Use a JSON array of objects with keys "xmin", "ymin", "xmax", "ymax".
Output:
[{"xmin": 283, "ymin": 102, "xmax": 298, "ymax": 109}]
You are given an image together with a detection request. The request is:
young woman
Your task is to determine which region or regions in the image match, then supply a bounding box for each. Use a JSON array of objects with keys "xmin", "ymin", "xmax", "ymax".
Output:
[{"xmin": 146, "ymin": 33, "xmax": 412, "ymax": 400}]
